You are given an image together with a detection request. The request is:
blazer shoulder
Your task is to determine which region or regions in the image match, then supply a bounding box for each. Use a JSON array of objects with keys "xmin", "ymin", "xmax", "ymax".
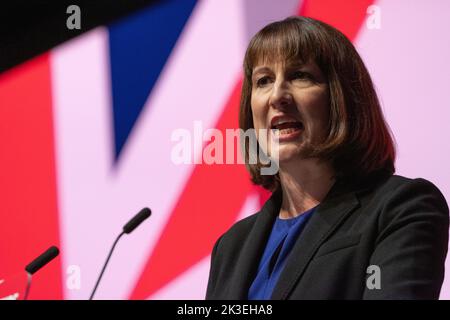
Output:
[
  {"xmin": 366, "ymin": 174, "xmax": 447, "ymax": 206},
  {"xmin": 370, "ymin": 174, "xmax": 449, "ymax": 228}
]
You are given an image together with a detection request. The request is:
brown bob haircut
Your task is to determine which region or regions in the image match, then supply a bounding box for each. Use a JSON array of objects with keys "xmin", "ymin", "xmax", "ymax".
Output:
[{"xmin": 239, "ymin": 16, "xmax": 396, "ymax": 192}]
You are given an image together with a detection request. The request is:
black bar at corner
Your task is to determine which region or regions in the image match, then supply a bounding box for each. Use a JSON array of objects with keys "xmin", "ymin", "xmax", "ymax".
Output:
[
  {"xmin": 0, "ymin": 300, "xmax": 443, "ymax": 319},
  {"xmin": 0, "ymin": 0, "xmax": 162, "ymax": 74}
]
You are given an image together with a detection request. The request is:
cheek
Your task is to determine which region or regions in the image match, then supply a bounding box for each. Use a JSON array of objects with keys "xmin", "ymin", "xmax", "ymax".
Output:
[
  {"xmin": 299, "ymin": 88, "xmax": 329, "ymax": 129},
  {"xmin": 250, "ymin": 96, "xmax": 268, "ymax": 130}
]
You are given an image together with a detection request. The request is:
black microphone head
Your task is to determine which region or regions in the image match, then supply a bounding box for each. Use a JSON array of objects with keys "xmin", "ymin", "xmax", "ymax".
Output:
[
  {"xmin": 25, "ymin": 246, "xmax": 59, "ymax": 275},
  {"xmin": 123, "ymin": 207, "xmax": 151, "ymax": 234}
]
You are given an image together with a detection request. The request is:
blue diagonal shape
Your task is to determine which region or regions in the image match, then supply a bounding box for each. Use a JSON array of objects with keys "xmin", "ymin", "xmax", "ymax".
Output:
[{"xmin": 108, "ymin": 0, "xmax": 197, "ymax": 160}]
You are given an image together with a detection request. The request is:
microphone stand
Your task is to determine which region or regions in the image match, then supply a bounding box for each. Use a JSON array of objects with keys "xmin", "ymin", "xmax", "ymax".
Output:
[
  {"xmin": 23, "ymin": 272, "xmax": 32, "ymax": 300},
  {"xmin": 89, "ymin": 231, "xmax": 125, "ymax": 300}
]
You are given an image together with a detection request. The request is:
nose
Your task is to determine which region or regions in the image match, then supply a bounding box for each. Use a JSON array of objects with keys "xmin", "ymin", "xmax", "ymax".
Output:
[{"xmin": 269, "ymin": 80, "xmax": 293, "ymax": 110}]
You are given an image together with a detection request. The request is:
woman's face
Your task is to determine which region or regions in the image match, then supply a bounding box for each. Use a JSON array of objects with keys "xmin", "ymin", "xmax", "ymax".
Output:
[{"xmin": 250, "ymin": 58, "xmax": 329, "ymax": 164}]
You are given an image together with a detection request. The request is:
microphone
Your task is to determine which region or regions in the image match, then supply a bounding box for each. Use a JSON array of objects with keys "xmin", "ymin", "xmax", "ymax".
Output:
[
  {"xmin": 24, "ymin": 246, "xmax": 60, "ymax": 300},
  {"xmin": 89, "ymin": 207, "xmax": 151, "ymax": 300},
  {"xmin": 123, "ymin": 207, "xmax": 151, "ymax": 234},
  {"xmin": 25, "ymin": 246, "xmax": 59, "ymax": 275}
]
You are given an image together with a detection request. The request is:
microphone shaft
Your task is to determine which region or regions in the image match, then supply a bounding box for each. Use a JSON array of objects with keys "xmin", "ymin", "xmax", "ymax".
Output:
[{"xmin": 89, "ymin": 232, "xmax": 124, "ymax": 300}]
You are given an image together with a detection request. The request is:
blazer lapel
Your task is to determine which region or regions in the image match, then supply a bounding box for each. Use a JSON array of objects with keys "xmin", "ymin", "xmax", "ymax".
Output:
[
  {"xmin": 271, "ymin": 179, "xmax": 360, "ymax": 299},
  {"xmin": 225, "ymin": 189, "xmax": 282, "ymax": 299}
]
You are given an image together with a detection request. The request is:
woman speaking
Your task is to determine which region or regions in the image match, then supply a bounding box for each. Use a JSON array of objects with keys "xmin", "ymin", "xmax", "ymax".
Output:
[{"xmin": 205, "ymin": 16, "xmax": 449, "ymax": 300}]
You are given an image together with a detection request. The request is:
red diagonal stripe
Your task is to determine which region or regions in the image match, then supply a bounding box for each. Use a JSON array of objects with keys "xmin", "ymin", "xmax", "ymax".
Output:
[
  {"xmin": 298, "ymin": 0, "xmax": 376, "ymax": 40},
  {"xmin": 0, "ymin": 54, "xmax": 63, "ymax": 299}
]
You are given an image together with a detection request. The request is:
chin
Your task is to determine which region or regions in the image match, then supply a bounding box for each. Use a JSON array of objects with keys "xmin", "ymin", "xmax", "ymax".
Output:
[{"xmin": 274, "ymin": 144, "xmax": 303, "ymax": 163}]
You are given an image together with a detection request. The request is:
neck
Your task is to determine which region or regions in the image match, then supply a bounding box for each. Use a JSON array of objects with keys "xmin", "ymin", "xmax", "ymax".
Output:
[{"xmin": 278, "ymin": 158, "xmax": 335, "ymax": 219}]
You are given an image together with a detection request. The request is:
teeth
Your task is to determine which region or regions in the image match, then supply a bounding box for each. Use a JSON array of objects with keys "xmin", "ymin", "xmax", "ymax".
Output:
[
  {"xmin": 273, "ymin": 127, "xmax": 301, "ymax": 136},
  {"xmin": 275, "ymin": 120, "xmax": 291, "ymax": 126},
  {"xmin": 271, "ymin": 117, "xmax": 302, "ymax": 127}
]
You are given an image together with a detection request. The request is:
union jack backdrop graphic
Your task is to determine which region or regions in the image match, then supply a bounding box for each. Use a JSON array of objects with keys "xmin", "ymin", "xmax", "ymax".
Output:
[{"xmin": 1, "ymin": 0, "xmax": 450, "ymax": 299}]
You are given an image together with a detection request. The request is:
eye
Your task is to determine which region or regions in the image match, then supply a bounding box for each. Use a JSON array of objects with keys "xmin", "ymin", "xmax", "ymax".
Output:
[
  {"xmin": 255, "ymin": 76, "xmax": 272, "ymax": 87},
  {"xmin": 291, "ymin": 71, "xmax": 314, "ymax": 81}
]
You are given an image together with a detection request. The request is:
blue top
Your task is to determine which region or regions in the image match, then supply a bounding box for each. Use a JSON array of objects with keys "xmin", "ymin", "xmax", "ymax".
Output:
[{"xmin": 248, "ymin": 206, "xmax": 316, "ymax": 300}]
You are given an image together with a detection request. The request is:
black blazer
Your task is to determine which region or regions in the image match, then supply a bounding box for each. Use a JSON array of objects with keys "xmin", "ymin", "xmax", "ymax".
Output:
[{"xmin": 206, "ymin": 172, "xmax": 449, "ymax": 299}]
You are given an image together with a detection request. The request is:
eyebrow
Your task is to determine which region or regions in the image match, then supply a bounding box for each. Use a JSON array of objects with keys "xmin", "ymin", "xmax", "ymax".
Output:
[
  {"xmin": 252, "ymin": 62, "xmax": 310, "ymax": 75},
  {"xmin": 252, "ymin": 66, "xmax": 273, "ymax": 73}
]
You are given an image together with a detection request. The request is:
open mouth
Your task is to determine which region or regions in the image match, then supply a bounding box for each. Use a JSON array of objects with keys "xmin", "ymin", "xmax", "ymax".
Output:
[
  {"xmin": 271, "ymin": 121, "xmax": 304, "ymax": 135},
  {"xmin": 270, "ymin": 116, "xmax": 304, "ymax": 140}
]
